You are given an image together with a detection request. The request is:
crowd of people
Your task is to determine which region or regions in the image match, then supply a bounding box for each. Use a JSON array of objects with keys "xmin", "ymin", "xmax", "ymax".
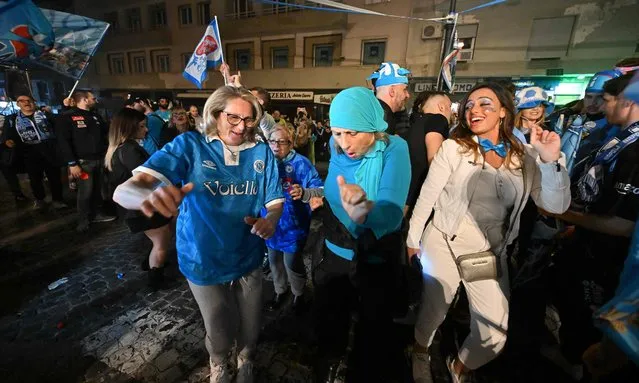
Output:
[{"xmin": 1, "ymin": 57, "xmax": 639, "ymax": 383}]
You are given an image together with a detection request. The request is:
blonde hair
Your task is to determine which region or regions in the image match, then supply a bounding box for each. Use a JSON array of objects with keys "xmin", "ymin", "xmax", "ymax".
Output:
[
  {"xmin": 514, "ymin": 105, "xmax": 546, "ymax": 129},
  {"xmin": 202, "ymin": 86, "xmax": 263, "ymax": 142},
  {"xmin": 170, "ymin": 106, "xmax": 196, "ymax": 133},
  {"xmin": 105, "ymin": 108, "xmax": 147, "ymax": 171},
  {"xmin": 267, "ymin": 124, "xmax": 293, "ymax": 143}
]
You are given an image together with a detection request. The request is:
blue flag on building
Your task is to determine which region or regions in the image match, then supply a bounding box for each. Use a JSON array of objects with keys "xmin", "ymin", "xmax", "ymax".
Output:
[
  {"xmin": 0, "ymin": 0, "xmax": 109, "ymax": 80},
  {"xmin": 183, "ymin": 16, "xmax": 224, "ymax": 89}
]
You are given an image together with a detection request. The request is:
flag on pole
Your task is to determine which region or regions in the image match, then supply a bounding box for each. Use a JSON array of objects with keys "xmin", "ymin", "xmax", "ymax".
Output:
[
  {"xmin": 0, "ymin": 0, "xmax": 55, "ymax": 61},
  {"xmin": 439, "ymin": 47, "xmax": 460, "ymax": 93},
  {"xmin": 183, "ymin": 16, "xmax": 224, "ymax": 89},
  {"xmin": 0, "ymin": 0, "xmax": 110, "ymax": 80}
]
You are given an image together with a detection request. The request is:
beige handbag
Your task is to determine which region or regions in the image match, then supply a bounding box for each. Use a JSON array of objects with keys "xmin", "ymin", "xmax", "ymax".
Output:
[{"xmin": 445, "ymin": 158, "xmax": 527, "ymax": 283}]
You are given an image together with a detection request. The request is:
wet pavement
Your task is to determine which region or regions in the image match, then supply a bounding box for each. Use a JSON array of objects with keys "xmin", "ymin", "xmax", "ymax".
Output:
[
  {"xmin": 0, "ymin": 171, "xmax": 585, "ymax": 383},
  {"xmin": 0, "ymin": 175, "xmax": 320, "ymax": 383}
]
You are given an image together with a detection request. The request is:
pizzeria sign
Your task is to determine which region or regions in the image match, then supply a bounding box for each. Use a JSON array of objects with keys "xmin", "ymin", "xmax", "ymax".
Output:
[{"xmin": 269, "ymin": 91, "xmax": 314, "ymax": 101}]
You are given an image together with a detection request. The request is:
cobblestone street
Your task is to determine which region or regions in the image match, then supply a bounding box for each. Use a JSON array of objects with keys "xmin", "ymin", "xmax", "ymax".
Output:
[
  {"xmin": 0, "ymin": 174, "xmax": 579, "ymax": 383},
  {"xmin": 0, "ymin": 177, "xmax": 320, "ymax": 383}
]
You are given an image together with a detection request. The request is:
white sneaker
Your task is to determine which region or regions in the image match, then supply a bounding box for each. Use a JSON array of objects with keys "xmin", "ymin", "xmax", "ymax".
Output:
[
  {"xmin": 236, "ymin": 354, "xmax": 254, "ymax": 383},
  {"xmin": 412, "ymin": 350, "xmax": 433, "ymax": 383},
  {"xmin": 209, "ymin": 359, "xmax": 233, "ymax": 383}
]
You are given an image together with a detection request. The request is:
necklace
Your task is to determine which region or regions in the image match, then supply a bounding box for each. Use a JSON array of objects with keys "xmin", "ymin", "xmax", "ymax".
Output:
[{"xmin": 220, "ymin": 140, "xmax": 239, "ymax": 161}]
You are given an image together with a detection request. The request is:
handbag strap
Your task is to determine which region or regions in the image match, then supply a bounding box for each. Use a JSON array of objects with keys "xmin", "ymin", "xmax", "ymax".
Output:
[{"xmin": 445, "ymin": 152, "xmax": 529, "ymax": 265}]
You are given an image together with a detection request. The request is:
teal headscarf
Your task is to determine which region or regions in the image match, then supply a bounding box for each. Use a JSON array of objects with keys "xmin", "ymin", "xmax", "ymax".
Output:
[{"xmin": 329, "ymin": 87, "xmax": 388, "ymax": 201}]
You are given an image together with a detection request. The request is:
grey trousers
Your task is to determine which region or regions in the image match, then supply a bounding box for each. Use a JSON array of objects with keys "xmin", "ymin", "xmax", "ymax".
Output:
[
  {"xmin": 267, "ymin": 247, "xmax": 306, "ymax": 297},
  {"xmin": 188, "ymin": 268, "xmax": 263, "ymax": 364}
]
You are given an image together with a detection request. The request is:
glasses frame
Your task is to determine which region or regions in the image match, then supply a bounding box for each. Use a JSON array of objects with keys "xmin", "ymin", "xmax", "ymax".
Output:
[
  {"xmin": 222, "ymin": 110, "xmax": 257, "ymax": 128},
  {"xmin": 267, "ymin": 139, "xmax": 291, "ymax": 146}
]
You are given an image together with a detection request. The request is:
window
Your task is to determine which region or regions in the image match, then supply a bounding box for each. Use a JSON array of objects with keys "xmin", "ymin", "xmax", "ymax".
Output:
[
  {"xmin": 182, "ymin": 53, "xmax": 192, "ymax": 68},
  {"xmin": 197, "ymin": 2, "xmax": 211, "ymax": 25},
  {"xmin": 271, "ymin": 47, "xmax": 289, "ymax": 69},
  {"xmin": 456, "ymin": 24, "xmax": 478, "ymax": 61},
  {"xmin": 270, "ymin": 0, "xmax": 299, "ymax": 14},
  {"xmin": 149, "ymin": 3, "xmax": 167, "ymax": 29},
  {"xmin": 108, "ymin": 54, "xmax": 125, "ymax": 74},
  {"xmin": 229, "ymin": 0, "xmax": 254, "ymax": 19},
  {"xmin": 313, "ymin": 44, "xmax": 333, "ymax": 67},
  {"xmin": 129, "ymin": 52, "xmax": 146, "ymax": 73},
  {"xmin": 104, "ymin": 11, "xmax": 119, "ymax": 32},
  {"xmin": 527, "ymin": 16, "xmax": 575, "ymax": 59},
  {"xmin": 179, "ymin": 5, "xmax": 193, "ymax": 26},
  {"xmin": 362, "ymin": 40, "xmax": 385, "ymax": 66},
  {"xmin": 156, "ymin": 55, "xmax": 170, "ymax": 72},
  {"xmin": 235, "ymin": 49, "xmax": 251, "ymax": 70},
  {"xmin": 126, "ymin": 8, "xmax": 142, "ymax": 32}
]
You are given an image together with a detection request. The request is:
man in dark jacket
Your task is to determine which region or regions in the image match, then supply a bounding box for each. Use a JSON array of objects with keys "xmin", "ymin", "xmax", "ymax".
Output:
[
  {"xmin": 367, "ymin": 62, "xmax": 411, "ymax": 135},
  {"xmin": 3, "ymin": 93, "xmax": 66, "ymax": 209},
  {"xmin": 57, "ymin": 90, "xmax": 115, "ymax": 231}
]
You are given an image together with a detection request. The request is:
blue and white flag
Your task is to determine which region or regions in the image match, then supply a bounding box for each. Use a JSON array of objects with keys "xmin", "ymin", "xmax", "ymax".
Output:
[
  {"xmin": 0, "ymin": 0, "xmax": 54, "ymax": 61},
  {"xmin": 183, "ymin": 16, "xmax": 224, "ymax": 89},
  {"xmin": 0, "ymin": 0, "xmax": 109, "ymax": 80}
]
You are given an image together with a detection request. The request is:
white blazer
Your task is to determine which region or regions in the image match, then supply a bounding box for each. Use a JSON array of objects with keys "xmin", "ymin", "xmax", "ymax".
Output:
[{"xmin": 406, "ymin": 138, "xmax": 571, "ymax": 253}]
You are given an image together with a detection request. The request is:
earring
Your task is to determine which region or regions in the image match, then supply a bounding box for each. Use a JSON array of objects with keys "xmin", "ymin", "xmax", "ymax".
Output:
[{"xmin": 499, "ymin": 118, "xmax": 504, "ymax": 127}]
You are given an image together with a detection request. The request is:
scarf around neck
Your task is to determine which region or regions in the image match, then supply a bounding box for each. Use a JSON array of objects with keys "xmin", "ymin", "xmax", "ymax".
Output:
[{"xmin": 355, "ymin": 140, "xmax": 387, "ymax": 202}]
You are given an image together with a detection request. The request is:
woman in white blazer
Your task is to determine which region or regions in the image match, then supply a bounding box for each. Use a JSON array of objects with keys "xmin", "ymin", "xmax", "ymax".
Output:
[{"xmin": 407, "ymin": 82, "xmax": 571, "ymax": 383}]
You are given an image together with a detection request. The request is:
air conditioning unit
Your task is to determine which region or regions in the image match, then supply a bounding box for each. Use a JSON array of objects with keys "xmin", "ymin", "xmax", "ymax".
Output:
[
  {"xmin": 458, "ymin": 49, "xmax": 474, "ymax": 61},
  {"xmin": 422, "ymin": 25, "xmax": 443, "ymax": 40}
]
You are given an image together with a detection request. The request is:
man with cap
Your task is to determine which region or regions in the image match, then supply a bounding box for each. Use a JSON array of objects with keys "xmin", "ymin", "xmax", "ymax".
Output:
[{"xmin": 367, "ymin": 62, "xmax": 411, "ymax": 135}]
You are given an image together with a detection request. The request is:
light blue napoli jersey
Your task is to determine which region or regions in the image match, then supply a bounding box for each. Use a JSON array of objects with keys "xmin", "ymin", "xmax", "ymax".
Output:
[{"xmin": 136, "ymin": 132, "xmax": 284, "ymax": 285}]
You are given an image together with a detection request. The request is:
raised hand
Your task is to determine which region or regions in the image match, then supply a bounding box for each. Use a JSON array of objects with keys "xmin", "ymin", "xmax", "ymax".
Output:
[
  {"xmin": 141, "ymin": 182, "xmax": 194, "ymax": 218},
  {"xmin": 244, "ymin": 216, "xmax": 275, "ymax": 239},
  {"xmin": 337, "ymin": 175, "xmax": 374, "ymax": 224},
  {"xmin": 530, "ymin": 125, "xmax": 561, "ymax": 163}
]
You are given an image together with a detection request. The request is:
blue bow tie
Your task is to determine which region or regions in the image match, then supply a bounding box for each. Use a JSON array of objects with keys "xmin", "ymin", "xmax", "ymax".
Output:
[{"xmin": 478, "ymin": 138, "xmax": 508, "ymax": 158}]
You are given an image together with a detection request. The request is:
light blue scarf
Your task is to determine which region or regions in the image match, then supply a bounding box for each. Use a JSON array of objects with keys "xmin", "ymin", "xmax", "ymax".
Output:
[{"xmin": 329, "ymin": 87, "xmax": 388, "ymax": 201}]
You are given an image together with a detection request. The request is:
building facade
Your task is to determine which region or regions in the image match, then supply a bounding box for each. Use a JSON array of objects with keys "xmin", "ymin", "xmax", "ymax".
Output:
[{"xmin": 73, "ymin": 0, "xmax": 639, "ymax": 113}]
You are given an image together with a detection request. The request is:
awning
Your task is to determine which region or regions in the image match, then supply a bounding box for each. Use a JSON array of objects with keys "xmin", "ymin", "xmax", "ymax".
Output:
[{"xmin": 176, "ymin": 92, "xmax": 212, "ymax": 99}]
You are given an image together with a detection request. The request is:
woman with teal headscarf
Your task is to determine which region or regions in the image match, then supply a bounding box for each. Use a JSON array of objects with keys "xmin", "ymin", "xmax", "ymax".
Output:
[{"xmin": 312, "ymin": 87, "xmax": 411, "ymax": 382}]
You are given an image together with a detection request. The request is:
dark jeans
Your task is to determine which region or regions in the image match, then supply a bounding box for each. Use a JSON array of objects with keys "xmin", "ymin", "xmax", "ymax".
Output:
[
  {"xmin": 24, "ymin": 143, "xmax": 63, "ymax": 202},
  {"xmin": 76, "ymin": 159, "xmax": 104, "ymax": 223},
  {"xmin": 313, "ymin": 248, "xmax": 397, "ymax": 382},
  {"xmin": 1, "ymin": 164, "xmax": 23, "ymax": 197}
]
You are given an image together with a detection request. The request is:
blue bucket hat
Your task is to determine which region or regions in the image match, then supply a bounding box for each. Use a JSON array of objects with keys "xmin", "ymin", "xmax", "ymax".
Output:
[
  {"xmin": 585, "ymin": 69, "xmax": 622, "ymax": 94},
  {"xmin": 515, "ymin": 86, "xmax": 555, "ymax": 115},
  {"xmin": 367, "ymin": 62, "xmax": 411, "ymax": 88}
]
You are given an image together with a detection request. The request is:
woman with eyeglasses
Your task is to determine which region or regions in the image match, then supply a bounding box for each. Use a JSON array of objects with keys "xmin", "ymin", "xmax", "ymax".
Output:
[
  {"xmin": 263, "ymin": 124, "xmax": 323, "ymax": 313},
  {"xmin": 407, "ymin": 82, "xmax": 571, "ymax": 383},
  {"xmin": 113, "ymin": 86, "xmax": 284, "ymax": 383},
  {"xmin": 159, "ymin": 106, "xmax": 196, "ymax": 147}
]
